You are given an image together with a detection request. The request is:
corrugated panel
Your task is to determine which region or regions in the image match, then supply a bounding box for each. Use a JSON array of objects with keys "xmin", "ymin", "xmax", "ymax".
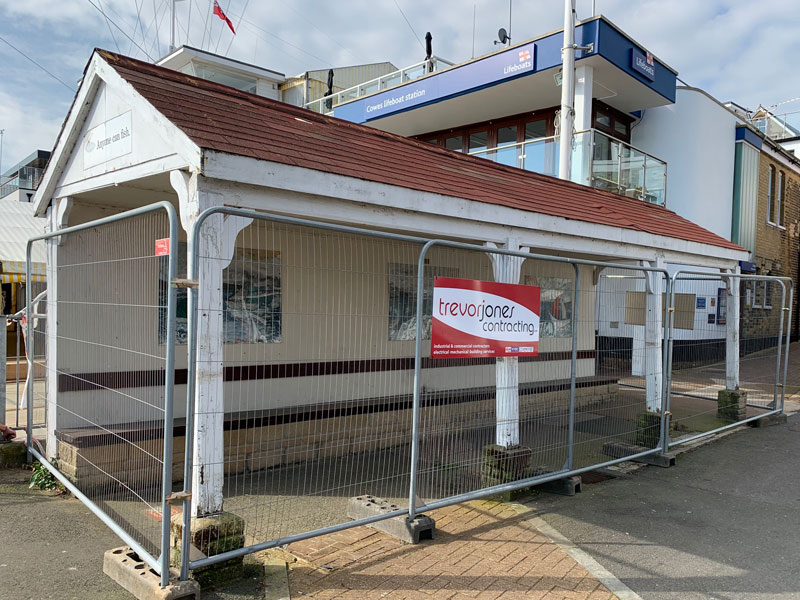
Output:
[
  {"xmin": 98, "ymin": 51, "xmax": 746, "ymax": 253},
  {"xmin": 307, "ymin": 63, "xmax": 397, "ymax": 90},
  {"xmin": 736, "ymin": 142, "xmax": 759, "ymax": 254},
  {"xmin": 0, "ymin": 197, "xmax": 47, "ymax": 264}
]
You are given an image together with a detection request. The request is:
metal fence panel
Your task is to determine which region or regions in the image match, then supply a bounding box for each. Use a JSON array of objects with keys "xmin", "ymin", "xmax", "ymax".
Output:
[
  {"xmin": 666, "ymin": 273, "xmax": 790, "ymax": 447},
  {"xmin": 182, "ymin": 210, "xmax": 427, "ymax": 573},
  {"xmin": 26, "ymin": 202, "xmax": 178, "ymax": 583}
]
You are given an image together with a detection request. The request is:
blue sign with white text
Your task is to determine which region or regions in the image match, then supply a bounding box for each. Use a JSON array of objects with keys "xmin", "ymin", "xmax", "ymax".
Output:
[
  {"xmin": 696, "ymin": 297, "xmax": 706, "ymax": 309},
  {"xmin": 360, "ymin": 43, "xmax": 536, "ymax": 121},
  {"xmin": 630, "ymin": 48, "xmax": 656, "ymax": 81}
]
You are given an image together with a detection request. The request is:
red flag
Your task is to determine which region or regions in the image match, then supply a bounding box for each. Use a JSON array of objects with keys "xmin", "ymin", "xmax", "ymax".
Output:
[{"xmin": 213, "ymin": 0, "xmax": 236, "ymax": 34}]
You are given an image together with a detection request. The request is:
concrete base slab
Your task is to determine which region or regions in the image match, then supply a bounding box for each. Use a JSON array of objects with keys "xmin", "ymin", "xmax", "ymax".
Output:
[
  {"xmin": 103, "ymin": 547, "xmax": 199, "ymax": 600},
  {"xmin": 534, "ymin": 475, "xmax": 582, "ymax": 496},
  {"xmin": 749, "ymin": 413, "xmax": 788, "ymax": 428},
  {"xmin": 603, "ymin": 442, "xmax": 676, "ymax": 468},
  {"xmin": 347, "ymin": 495, "xmax": 434, "ymax": 544}
]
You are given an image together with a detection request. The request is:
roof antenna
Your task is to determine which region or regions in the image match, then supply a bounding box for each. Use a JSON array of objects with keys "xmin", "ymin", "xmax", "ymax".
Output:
[{"xmin": 425, "ymin": 32, "xmax": 433, "ymax": 72}]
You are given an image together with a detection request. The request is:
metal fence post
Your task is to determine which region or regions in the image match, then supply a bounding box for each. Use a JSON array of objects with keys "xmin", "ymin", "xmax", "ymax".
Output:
[
  {"xmin": 180, "ymin": 213, "xmax": 203, "ymax": 582},
  {"xmin": 15, "ymin": 323, "xmax": 21, "ymax": 428},
  {"xmin": 659, "ymin": 274, "xmax": 673, "ymax": 453},
  {"xmin": 159, "ymin": 204, "xmax": 179, "ymax": 588},
  {"xmin": 565, "ymin": 264, "xmax": 580, "ymax": 470},
  {"xmin": 780, "ymin": 283, "xmax": 794, "ymax": 413},
  {"xmin": 663, "ymin": 272, "xmax": 678, "ymax": 451},
  {"xmin": 25, "ymin": 242, "xmax": 33, "ymax": 464},
  {"xmin": 771, "ymin": 281, "xmax": 787, "ymax": 410},
  {"xmin": 408, "ymin": 240, "xmax": 436, "ymax": 522}
]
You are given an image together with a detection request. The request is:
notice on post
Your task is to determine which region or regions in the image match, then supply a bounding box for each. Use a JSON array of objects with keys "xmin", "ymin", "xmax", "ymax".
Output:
[{"xmin": 431, "ymin": 277, "xmax": 540, "ymax": 359}]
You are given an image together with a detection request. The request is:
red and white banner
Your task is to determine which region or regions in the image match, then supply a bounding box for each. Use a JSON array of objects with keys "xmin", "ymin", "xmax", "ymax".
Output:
[{"xmin": 431, "ymin": 277, "xmax": 540, "ymax": 359}]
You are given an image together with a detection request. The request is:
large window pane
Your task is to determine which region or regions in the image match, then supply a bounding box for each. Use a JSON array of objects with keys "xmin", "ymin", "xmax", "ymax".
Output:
[
  {"xmin": 469, "ymin": 130, "xmax": 489, "ymax": 154},
  {"xmin": 495, "ymin": 125, "xmax": 518, "ymax": 166},
  {"xmin": 444, "ymin": 135, "xmax": 463, "ymax": 152}
]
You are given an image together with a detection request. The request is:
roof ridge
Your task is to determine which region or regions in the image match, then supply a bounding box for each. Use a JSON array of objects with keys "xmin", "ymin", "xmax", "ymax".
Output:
[{"xmin": 94, "ymin": 49, "xmax": 744, "ymax": 254}]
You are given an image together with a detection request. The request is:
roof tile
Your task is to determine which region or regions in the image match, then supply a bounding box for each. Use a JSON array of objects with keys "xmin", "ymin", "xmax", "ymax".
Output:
[{"xmin": 100, "ymin": 50, "xmax": 744, "ymax": 253}]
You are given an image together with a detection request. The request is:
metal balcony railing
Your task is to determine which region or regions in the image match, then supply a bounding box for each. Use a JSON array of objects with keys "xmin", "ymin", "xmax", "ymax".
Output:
[
  {"xmin": 469, "ymin": 129, "xmax": 667, "ymax": 207},
  {"xmin": 303, "ymin": 56, "xmax": 455, "ymax": 115}
]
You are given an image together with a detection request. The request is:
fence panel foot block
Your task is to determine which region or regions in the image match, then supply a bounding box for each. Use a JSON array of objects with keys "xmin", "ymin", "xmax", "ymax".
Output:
[
  {"xmin": 603, "ymin": 442, "xmax": 676, "ymax": 468},
  {"xmin": 534, "ymin": 475, "xmax": 582, "ymax": 496},
  {"xmin": 104, "ymin": 547, "xmax": 199, "ymax": 600},
  {"xmin": 347, "ymin": 496, "xmax": 435, "ymax": 544},
  {"xmin": 749, "ymin": 413, "xmax": 788, "ymax": 428}
]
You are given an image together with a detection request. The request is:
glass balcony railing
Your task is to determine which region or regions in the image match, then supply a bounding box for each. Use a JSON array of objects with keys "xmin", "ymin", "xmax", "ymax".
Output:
[
  {"xmin": 0, "ymin": 166, "xmax": 44, "ymax": 199},
  {"xmin": 469, "ymin": 129, "xmax": 667, "ymax": 207},
  {"xmin": 304, "ymin": 56, "xmax": 455, "ymax": 115}
]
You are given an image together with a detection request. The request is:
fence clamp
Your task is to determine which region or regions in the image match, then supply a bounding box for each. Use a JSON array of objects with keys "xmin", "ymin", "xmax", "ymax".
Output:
[
  {"xmin": 171, "ymin": 278, "xmax": 198, "ymax": 289},
  {"xmin": 166, "ymin": 490, "xmax": 192, "ymax": 505},
  {"xmin": 667, "ymin": 306, "xmax": 675, "ymax": 313}
]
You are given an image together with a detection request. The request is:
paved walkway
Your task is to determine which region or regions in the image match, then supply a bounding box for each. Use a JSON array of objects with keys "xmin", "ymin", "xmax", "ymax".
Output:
[{"xmin": 287, "ymin": 499, "xmax": 620, "ymax": 600}]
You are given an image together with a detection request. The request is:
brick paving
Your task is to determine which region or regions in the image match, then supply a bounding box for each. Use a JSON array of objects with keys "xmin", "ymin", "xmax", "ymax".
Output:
[{"xmin": 287, "ymin": 499, "xmax": 618, "ymax": 600}]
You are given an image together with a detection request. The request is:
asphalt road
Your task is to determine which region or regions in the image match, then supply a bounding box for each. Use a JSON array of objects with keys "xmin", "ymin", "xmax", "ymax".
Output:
[{"xmin": 531, "ymin": 411, "xmax": 800, "ymax": 599}]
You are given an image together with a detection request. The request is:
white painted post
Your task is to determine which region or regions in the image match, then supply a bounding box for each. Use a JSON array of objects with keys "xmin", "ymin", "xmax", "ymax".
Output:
[
  {"xmin": 486, "ymin": 241, "xmax": 527, "ymax": 447},
  {"xmin": 173, "ymin": 170, "xmax": 252, "ymax": 516},
  {"xmin": 45, "ymin": 197, "xmax": 72, "ymax": 459},
  {"xmin": 725, "ymin": 266, "xmax": 741, "ymax": 390},
  {"xmin": 644, "ymin": 258, "xmax": 664, "ymax": 412},
  {"xmin": 572, "ymin": 65, "xmax": 594, "ymax": 185}
]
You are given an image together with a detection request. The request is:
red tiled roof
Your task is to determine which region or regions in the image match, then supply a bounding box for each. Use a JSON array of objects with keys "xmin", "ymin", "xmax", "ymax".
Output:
[{"xmin": 99, "ymin": 50, "xmax": 743, "ymax": 252}]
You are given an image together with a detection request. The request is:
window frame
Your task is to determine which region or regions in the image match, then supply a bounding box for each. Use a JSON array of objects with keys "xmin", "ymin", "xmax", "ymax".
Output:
[
  {"xmin": 777, "ymin": 170, "xmax": 785, "ymax": 227},
  {"xmin": 767, "ymin": 165, "xmax": 776, "ymax": 225}
]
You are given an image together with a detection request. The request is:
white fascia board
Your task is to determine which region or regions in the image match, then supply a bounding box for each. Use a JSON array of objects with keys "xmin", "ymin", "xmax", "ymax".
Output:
[
  {"xmin": 53, "ymin": 155, "xmax": 189, "ymax": 198},
  {"xmin": 33, "ymin": 52, "xmax": 202, "ymax": 216},
  {"xmin": 202, "ymin": 151, "xmax": 747, "ymax": 269},
  {"xmin": 762, "ymin": 144, "xmax": 800, "ymax": 174}
]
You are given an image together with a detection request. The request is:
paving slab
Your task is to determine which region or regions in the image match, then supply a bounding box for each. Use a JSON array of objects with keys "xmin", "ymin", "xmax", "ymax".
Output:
[{"xmin": 287, "ymin": 499, "xmax": 626, "ymax": 599}]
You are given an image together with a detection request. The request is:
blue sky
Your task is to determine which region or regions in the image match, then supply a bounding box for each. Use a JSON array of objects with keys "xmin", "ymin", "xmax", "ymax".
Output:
[{"xmin": 0, "ymin": 0, "xmax": 798, "ymax": 172}]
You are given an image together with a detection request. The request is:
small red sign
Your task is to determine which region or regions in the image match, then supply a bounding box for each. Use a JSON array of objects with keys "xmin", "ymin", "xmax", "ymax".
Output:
[
  {"xmin": 155, "ymin": 238, "xmax": 170, "ymax": 256},
  {"xmin": 431, "ymin": 277, "xmax": 540, "ymax": 359}
]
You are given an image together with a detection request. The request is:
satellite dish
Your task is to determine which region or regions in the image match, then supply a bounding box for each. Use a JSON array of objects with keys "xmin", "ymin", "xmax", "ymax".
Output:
[{"xmin": 497, "ymin": 27, "xmax": 510, "ymax": 44}]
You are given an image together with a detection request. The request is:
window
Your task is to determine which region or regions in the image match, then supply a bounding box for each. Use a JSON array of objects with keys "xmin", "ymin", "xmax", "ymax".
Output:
[
  {"xmin": 388, "ymin": 263, "xmax": 458, "ymax": 341},
  {"xmin": 469, "ymin": 130, "xmax": 489, "ymax": 154},
  {"xmin": 767, "ymin": 165, "xmax": 776, "ymax": 224},
  {"xmin": 495, "ymin": 125, "xmax": 519, "ymax": 167},
  {"xmin": 159, "ymin": 244, "xmax": 282, "ymax": 344},
  {"xmin": 444, "ymin": 134, "xmax": 464, "ymax": 152},
  {"xmin": 746, "ymin": 280, "xmax": 772, "ymax": 310},
  {"xmin": 778, "ymin": 170, "xmax": 785, "ymax": 226}
]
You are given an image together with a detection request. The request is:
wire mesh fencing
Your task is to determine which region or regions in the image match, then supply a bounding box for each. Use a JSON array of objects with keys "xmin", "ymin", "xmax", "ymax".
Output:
[
  {"xmin": 26, "ymin": 203, "xmax": 179, "ymax": 581},
  {"xmin": 665, "ymin": 273, "xmax": 791, "ymax": 446},
  {"xmin": 181, "ymin": 213, "xmax": 687, "ymax": 573}
]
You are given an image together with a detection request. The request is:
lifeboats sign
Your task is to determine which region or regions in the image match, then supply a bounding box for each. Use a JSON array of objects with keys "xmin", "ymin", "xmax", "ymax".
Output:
[{"xmin": 431, "ymin": 277, "xmax": 540, "ymax": 359}]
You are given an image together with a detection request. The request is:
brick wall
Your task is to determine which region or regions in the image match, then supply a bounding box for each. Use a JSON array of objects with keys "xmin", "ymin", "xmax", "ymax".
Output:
[{"xmin": 743, "ymin": 151, "xmax": 800, "ymax": 344}]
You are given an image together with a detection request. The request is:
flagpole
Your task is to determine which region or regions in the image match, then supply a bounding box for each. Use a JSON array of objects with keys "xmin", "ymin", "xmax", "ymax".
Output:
[{"xmin": 170, "ymin": 0, "xmax": 176, "ymax": 52}]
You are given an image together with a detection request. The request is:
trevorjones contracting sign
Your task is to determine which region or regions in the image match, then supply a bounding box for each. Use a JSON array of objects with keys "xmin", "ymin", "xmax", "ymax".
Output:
[{"xmin": 431, "ymin": 277, "xmax": 540, "ymax": 359}]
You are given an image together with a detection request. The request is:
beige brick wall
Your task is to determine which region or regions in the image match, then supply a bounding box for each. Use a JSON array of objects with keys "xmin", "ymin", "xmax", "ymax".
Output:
[
  {"xmin": 56, "ymin": 383, "xmax": 619, "ymax": 490},
  {"xmin": 743, "ymin": 152, "xmax": 800, "ymax": 342}
]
